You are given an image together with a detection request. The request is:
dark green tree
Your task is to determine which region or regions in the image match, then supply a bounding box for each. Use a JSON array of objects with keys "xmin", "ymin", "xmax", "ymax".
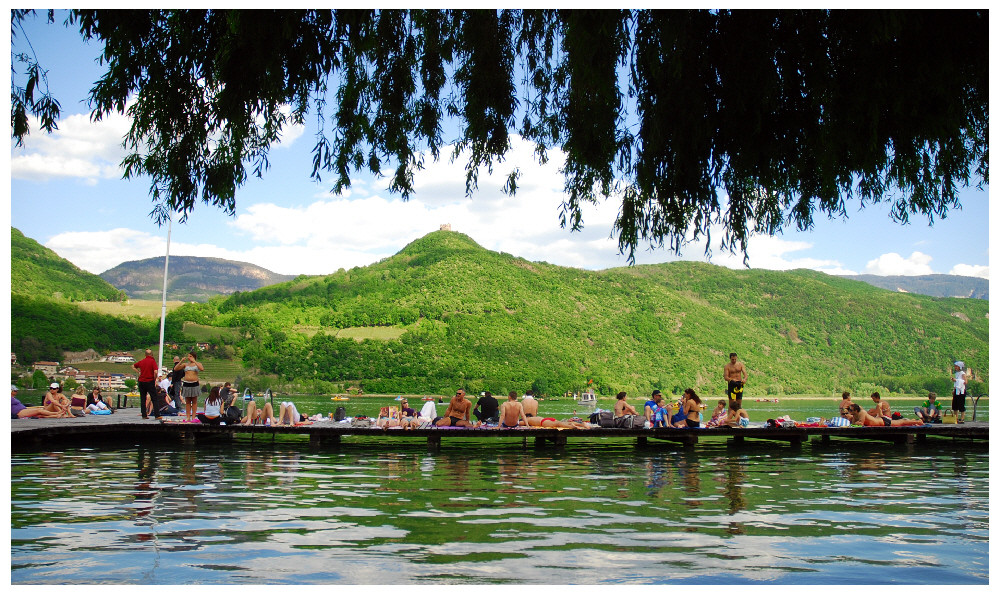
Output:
[
  {"xmin": 12, "ymin": 9, "xmax": 987, "ymax": 260},
  {"xmin": 31, "ymin": 370, "xmax": 49, "ymax": 390}
]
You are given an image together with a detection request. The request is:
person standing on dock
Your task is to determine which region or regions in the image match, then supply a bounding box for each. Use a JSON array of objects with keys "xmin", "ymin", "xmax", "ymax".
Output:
[
  {"xmin": 724, "ymin": 353, "xmax": 748, "ymax": 411},
  {"xmin": 175, "ymin": 352, "xmax": 204, "ymax": 422},
  {"xmin": 952, "ymin": 361, "xmax": 968, "ymax": 423},
  {"xmin": 435, "ymin": 389, "xmax": 473, "ymax": 427},
  {"xmin": 169, "ymin": 356, "xmax": 183, "ymax": 404},
  {"xmin": 133, "ymin": 349, "xmax": 158, "ymax": 420}
]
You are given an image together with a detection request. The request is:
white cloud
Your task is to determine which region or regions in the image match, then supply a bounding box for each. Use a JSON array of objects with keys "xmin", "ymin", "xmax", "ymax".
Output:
[
  {"xmin": 704, "ymin": 234, "xmax": 857, "ymax": 275},
  {"xmin": 274, "ymin": 104, "xmax": 305, "ymax": 148},
  {"xmin": 949, "ymin": 264, "xmax": 989, "ymax": 279},
  {"xmin": 864, "ymin": 251, "xmax": 934, "ymax": 276},
  {"xmin": 46, "ymin": 228, "xmax": 169, "ymax": 274},
  {"xmin": 11, "ymin": 112, "xmax": 131, "ymax": 183}
]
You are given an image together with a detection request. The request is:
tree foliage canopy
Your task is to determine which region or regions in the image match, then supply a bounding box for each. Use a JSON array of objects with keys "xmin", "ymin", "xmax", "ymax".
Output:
[{"xmin": 11, "ymin": 9, "xmax": 988, "ymax": 260}]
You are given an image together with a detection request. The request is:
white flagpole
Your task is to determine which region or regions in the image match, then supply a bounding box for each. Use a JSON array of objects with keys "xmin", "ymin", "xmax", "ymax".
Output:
[{"xmin": 157, "ymin": 216, "xmax": 172, "ymax": 376}]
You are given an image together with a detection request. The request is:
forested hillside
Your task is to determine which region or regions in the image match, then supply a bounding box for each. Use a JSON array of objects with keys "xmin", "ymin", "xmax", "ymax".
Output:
[
  {"xmin": 167, "ymin": 231, "xmax": 988, "ymax": 397},
  {"xmin": 11, "ymin": 227, "xmax": 125, "ymax": 301},
  {"xmin": 11, "ymin": 227, "xmax": 161, "ymax": 362},
  {"xmin": 12, "ymin": 295, "xmax": 161, "ymax": 363}
]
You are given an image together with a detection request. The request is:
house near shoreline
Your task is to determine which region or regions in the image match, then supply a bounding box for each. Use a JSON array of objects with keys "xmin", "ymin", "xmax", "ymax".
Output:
[
  {"xmin": 102, "ymin": 351, "xmax": 136, "ymax": 363},
  {"xmin": 32, "ymin": 361, "xmax": 59, "ymax": 375}
]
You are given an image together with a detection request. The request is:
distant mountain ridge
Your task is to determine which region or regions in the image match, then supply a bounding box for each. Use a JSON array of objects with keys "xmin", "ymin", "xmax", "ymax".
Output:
[
  {"xmin": 846, "ymin": 274, "xmax": 988, "ymax": 300},
  {"xmin": 100, "ymin": 256, "xmax": 297, "ymax": 302}
]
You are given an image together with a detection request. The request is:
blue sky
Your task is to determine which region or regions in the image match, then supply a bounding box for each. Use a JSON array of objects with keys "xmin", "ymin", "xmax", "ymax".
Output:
[{"xmin": 7, "ymin": 12, "xmax": 991, "ymax": 281}]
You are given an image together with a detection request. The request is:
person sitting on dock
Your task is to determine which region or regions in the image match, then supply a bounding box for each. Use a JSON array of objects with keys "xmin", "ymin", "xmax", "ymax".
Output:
[
  {"xmin": 667, "ymin": 392, "xmax": 689, "ymax": 428},
  {"xmin": 838, "ymin": 391, "xmax": 854, "ymax": 417},
  {"xmin": 846, "ymin": 403, "xmax": 922, "ymax": 427},
  {"xmin": 682, "ymin": 388, "xmax": 702, "ymax": 428},
  {"xmin": 499, "ymin": 391, "xmax": 529, "ymax": 428},
  {"xmin": 435, "ymin": 389, "xmax": 473, "ymax": 427},
  {"xmin": 196, "ymin": 387, "xmax": 224, "ymax": 425},
  {"xmin": 705, "ymin": 399, "xmax": 728, "ymax": 428},
  {"xmin": 644, "ymin": 391, "xmax": 666, "ymax": 427},
  {"xmin": 867, "ymin": 392, "xmax": 890, "ymax": 418},
  {"xmin": 522, "ymin": 391, "xmax": 538, "ymax": 417},
  {"xmin": 156, "ymin": 388, "xmax": 179, "ymax": 416},
  {"xmin": 472, "ymin": 391, "xmax": 500, "ymax": 424},
  {"xmin": 12, "ymin": 385, "xmax": 62, "ymax": 418},
  {"xmin": 86, "ymin": 387, "xmax": 113, "ymax": 413},
  {"xmin": 42, "ymin": 383, "xmax": 72, "ymax": 417},
  {"xmin": 914, "ymin": 392, "xmax": 943, "ymax": 423},
  {"xmin": 69, "ymin": 386, "xmax": 89, "ymax": 417},
  {"xmin": 614, "ymin": 392, "xmax": 637, "ymax": 417},
  {"xmin": 726, "ymin": 406, "xmax": 750, "ymax": 428}
]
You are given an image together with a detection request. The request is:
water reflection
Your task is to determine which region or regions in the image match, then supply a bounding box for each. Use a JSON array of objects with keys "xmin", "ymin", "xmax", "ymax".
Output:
[{"xmin": 11, "ymin": 440, "xmax": 989, "ymax": 585}]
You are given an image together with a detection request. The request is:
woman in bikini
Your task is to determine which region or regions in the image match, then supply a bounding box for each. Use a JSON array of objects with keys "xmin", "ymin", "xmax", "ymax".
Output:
[
  {"xmin": 682, "ymin": 388, "xmax": 702, "ymax": 428},
  {"xmin": 847, "ymin": 403, "xmax": 922, "ymax": 427},
  {"xmin": 613, "ymin": 392, "xmax": 637, "ymax": 417},
  {"xmin": 174, "ymin": 352, "xmax": 204, "ymax": 421},
  {"xmin": 525, "ymin": 416, "xmax": 591, "ymax": 429}
]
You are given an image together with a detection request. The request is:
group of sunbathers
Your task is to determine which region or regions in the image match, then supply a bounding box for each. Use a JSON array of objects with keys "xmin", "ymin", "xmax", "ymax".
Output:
[{"xmin": 11, "ymin": 383, "xmax": 115, "ymax": 419}]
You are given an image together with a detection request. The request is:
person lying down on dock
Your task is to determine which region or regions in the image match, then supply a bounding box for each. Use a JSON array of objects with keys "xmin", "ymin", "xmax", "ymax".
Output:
[
  {"xmin": 846, "ymin": 404, "xmax": 923, "ymax": 427},
  {"xmin": 523, "ymin": 416, "xmax": 592, "ymax": 429}
]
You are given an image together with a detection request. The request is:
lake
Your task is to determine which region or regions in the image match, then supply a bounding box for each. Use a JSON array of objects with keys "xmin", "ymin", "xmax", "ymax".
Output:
[{"xmin": 10, "ymin": 433, "xmax": 988, "ymax": 584}]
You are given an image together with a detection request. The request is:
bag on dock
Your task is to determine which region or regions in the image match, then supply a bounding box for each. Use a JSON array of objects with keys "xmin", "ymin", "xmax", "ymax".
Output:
[
  {"xmin": 334, "ymin": 406, "xmax": 347, "ymax": 421},
  {"xmin": 614, "ymin": 415, "xmax": 645, "ymax": 429},
  {"xmin": 597, "ymin": 411, "xmax": 615, "ymax": 428},
  {"xmin": 942, "ymin": 409, "xmax": 958, "ymax": 424},
  {"xmin": 351, "ymin": 416, "xmax": 372, "ymax": 428},
  {"xmin": 225, "ymin": 406, "xmax": 241, "ymax": 423}
]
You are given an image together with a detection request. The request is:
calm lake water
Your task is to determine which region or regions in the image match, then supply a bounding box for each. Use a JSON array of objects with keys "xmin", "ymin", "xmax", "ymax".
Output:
[{"xmin": 10, "ymin": 436, "xmax": 988, "ymax": 585}]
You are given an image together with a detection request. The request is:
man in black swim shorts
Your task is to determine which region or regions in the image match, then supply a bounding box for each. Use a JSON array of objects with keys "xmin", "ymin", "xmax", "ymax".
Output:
[
  {"xmin": 435, "ymin": 389, "xmax": 473, "ymax": 427},
  {"xmin": 724, "ymin": 352, "xmax": 748, "ymax": 410}
]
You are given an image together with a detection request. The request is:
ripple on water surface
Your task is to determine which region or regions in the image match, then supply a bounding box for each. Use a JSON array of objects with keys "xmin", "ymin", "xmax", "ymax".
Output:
[{"xmin": 10, "ymin": 441, "xmax": 989, "ymax": 584}]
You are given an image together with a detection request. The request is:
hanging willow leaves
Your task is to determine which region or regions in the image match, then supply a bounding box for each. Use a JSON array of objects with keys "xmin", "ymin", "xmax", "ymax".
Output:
[{"xmin": 11, "ymin": 9, "xmax": 988, "ymax": 260}]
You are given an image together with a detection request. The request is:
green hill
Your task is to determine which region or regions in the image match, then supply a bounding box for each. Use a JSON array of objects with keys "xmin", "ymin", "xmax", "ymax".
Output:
[
  {"xmin": 168, "ymin": 230, "xmax": 988, "ymax": 397},
  {"xmin": 11, "ymin": 227, "xmax": 125, "ymax": 301},
  {"xmin": 11, "ymin": 228, "xmax": 161, "ymax": 363}
]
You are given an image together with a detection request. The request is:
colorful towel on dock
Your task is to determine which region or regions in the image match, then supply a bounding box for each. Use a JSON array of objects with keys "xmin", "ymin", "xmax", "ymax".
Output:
[{"xmin": 826, "ymin": 416, "xmax": 851, "ymax": 427}]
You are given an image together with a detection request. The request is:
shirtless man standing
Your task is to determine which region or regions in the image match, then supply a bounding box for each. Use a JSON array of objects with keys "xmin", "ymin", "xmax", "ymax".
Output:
[
  {"xmin": 435, "ymin": 389, "xmax": 473, "ymax": 427},
  {"xmin": 724, "ymin": 352, "xmax": 748, "ymax": 411},
  {"xmin": 499, "ymin": 391, "xmax": 528, "ymax": 428}
]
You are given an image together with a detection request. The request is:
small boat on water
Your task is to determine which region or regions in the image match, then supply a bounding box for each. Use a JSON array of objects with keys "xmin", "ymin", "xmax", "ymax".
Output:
[
  {"xmin": 578, "ymin": 390, "xmax": 597, "ymax": 406},
  {"xmin": 421, "ymin": 396, "xmax": 435, "ymax": 401},
  {"xmin": 331, "ymin": 396, "xmax": 351, "ymax": 401}
]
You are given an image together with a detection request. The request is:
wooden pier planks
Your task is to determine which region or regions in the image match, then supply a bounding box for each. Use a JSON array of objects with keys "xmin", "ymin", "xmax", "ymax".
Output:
[{"xmin": 10, "ymin": 414, "xmax": 988, "ymax": 451}]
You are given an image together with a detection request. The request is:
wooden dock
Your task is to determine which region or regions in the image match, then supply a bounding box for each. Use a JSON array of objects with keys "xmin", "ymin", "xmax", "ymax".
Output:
[{"xmin": 10, "ymin": 412, "xmax": 988, "ymax": 451}]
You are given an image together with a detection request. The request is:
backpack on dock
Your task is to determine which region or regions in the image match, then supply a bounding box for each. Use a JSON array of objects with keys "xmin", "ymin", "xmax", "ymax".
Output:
[
  {"xmin": 596, "ymin": 411, "xmax": 615, "ymax": 428},
  {"xmin": 614, "ymin": 415, "xmax": 645, "ymax": 429},
  {"xmin": 334, "ymin": 406, "xmax": 346, "ymax": 421}
]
